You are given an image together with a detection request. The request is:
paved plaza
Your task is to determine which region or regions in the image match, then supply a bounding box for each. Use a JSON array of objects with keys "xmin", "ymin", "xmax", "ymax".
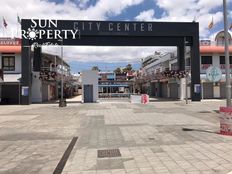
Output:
[{"xmin": 0, "ymin": 100, "xmax": 232, "ymax": 174}]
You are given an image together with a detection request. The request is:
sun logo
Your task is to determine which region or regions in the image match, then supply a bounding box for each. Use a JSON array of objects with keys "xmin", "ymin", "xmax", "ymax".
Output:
[{"xmin": 26, "ymin": 28, "xmax": 39, "ymax": 40}]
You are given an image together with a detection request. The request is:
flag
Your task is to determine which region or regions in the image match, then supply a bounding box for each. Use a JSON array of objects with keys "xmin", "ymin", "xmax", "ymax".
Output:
[
  {"xmin": 208, "ymin": 16, "xmax": 213, "ymax": 29},
  {"xmin": 17, "ymin": 15, "xmax": 21, "ymax": 25},
  {"xmin": 3, "ymin": 17, "xmax": 7, "ymax": 28},
  {"xmin": 229, "ymin": 23, "xmax": 232, "ymax": 30}
]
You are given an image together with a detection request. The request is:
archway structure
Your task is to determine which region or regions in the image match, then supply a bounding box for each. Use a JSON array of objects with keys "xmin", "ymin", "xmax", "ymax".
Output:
[{"xmin": 21, "ymin": 19, "xmax": 201, "ymax": 104}]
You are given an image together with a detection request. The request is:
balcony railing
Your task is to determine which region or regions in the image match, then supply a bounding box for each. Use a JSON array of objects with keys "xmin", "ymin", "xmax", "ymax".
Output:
[{"xmin": 201, "ymin": 64, "xmax": 211, "ymax": 70}]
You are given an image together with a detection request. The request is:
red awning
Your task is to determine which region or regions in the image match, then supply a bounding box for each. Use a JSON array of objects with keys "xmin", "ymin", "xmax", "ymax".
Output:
[
  {"xmin": 0, "ymin": 46, "xmax": 21, "ymax": 53},
  {"xmin": 200, "ymin": 46, "xmax": 232, "ymax": 54}
]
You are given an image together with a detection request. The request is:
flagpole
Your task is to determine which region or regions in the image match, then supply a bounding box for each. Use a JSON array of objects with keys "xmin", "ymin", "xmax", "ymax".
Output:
[
  {"xmin": 2, "ymin": 17, "xmax": 5, "ymax": 37},
  {"xmin": 17, "ymin": 13, "xmax": 18, "ymax": 37},
  {"xmin": 223, "ymin": 0, "xmax": 231, "ymax": 107}
]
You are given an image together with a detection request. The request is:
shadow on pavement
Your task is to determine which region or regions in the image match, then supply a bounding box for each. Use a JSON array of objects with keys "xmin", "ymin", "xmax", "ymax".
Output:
[{"xmin": 182, "ymin": 127, "xmax": 218, "ymax": 134}]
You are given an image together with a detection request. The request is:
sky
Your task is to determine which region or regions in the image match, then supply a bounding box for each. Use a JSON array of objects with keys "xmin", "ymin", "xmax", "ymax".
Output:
[{"xmin": 1, "ymin": 0, "xmax": 232, "ymax": 72}]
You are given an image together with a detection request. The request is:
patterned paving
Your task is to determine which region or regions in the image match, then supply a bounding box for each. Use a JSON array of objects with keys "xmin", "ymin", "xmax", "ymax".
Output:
[{"xmin": 0, "ymin": 101, "xmax": 232, "ymax": 174}]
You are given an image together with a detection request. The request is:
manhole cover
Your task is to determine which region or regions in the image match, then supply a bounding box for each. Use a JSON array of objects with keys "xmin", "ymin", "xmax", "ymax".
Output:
[
  {"xmin": 98, "ymin": 149, "xmax": 121, "ymax": 158},
  {"xmin": 198, "ymin": 111, "xmax": 211, "ymax": 113},
  {"xmin": 148, "ymin": 137, "xmax": 155, "ymax": 141}
]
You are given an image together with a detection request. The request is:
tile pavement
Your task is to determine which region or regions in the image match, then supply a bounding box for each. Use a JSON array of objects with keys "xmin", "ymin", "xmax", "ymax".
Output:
[{"xmin": 0, "ymin": 100, "xmax": 232, "ymax": 173}]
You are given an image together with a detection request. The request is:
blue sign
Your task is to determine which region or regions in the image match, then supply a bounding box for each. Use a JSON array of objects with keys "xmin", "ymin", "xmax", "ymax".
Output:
[{"xmin": 21, "ymin": 86, "xmax": 29, "ymax": 96}]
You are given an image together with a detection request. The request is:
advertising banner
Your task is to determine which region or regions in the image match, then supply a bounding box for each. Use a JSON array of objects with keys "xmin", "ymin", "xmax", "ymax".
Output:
[{"xmin": 219, "ymin": 107, "xmax": 232, "ymax": 136}]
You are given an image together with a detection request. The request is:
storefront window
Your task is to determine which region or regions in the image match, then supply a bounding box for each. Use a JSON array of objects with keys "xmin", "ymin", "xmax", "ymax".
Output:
[
  {"xmin": 201, "ymin": 56, "xmax": 212, "ymax": 64},
  {"xmin": 219, "ymin": 56, "xmax": 232, "ymax": 64},
  {"xmin": 2, "ymin": 56, "xmax": 15, "ymax": 71}
]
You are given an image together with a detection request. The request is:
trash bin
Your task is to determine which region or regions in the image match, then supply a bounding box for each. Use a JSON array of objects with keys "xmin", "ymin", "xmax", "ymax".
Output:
[{"xmin": 219, "ymin": 107, "xmax": 232, "ymax": 136}]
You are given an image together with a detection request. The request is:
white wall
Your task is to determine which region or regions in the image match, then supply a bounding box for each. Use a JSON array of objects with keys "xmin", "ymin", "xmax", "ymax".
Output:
[
  {"xmin": 31, "ymin": 72, "xmax": 42, "ymax": 103},
  {"xmin": 81, "ymin": 70, "xmax": 98, "ymax": 102}
]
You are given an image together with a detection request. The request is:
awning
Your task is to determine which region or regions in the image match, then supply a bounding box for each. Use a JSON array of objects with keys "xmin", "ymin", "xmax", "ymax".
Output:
[
  {"xmin": 0, "ymin": 46, "xmax": 21, "ymax": 53},
  {"xmin": 200, "ymin": 46, "xmax": 232, "ymax": 54},
  {"xmin": 1, "ymin": 74, "xmax": 21, "ymax": 83}
]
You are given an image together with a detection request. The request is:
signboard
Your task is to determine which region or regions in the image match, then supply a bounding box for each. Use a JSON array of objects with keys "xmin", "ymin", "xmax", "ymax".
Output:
[
  {"xmin": 141, "ymin": 94, "xmax": 149, "ymax": 104},
  {"xmin": 219, "ymin": 107, "xmax": 232, "ymax": 136},
  {"xmin": 0, "ymin": 38, "xmax": 21, "ymax": 46},
  {"xmin": 200, "ymin": 40, "xmax": 211, "ymax": 46},
  {"xmin": 206, "ymin": 66, "xmax": 222, "ymax": 82},
  {"xmin": 21, "ymin": 86, "xmax": 29, "ymax": 96},
  {"xmin": 194, "ymin": 84, "xmax": 201, "ymax": 93}
]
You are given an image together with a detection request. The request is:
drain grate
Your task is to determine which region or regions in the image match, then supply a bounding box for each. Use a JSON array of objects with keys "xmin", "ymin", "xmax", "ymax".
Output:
[{"xmin": 98, "ymin": 149, "xmax": 121, "ymax": 158}]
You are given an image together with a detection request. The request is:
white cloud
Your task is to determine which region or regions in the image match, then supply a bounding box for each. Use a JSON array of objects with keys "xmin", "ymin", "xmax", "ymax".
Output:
[
  {"xmin": 135, "ymin": 9, "xmax": 155, "ymax": 21},
  {"xmin": 42, "ymin": 46, "xmax": 176, "ymax": 63},
  {"xmin": 0, "ymin": 0, "xmax": 230, "ymax": 65},
  {"xmin": 0, "ymin": 0, "xmax": 149, "ymax": 64},
  {"xmin": 135, "ymin": 0, "xmax": 227, "ymax": 38}
]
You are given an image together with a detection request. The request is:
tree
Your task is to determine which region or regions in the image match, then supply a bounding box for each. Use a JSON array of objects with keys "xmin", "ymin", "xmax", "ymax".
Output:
[
  {"xmin": 114, "ymin": 67, "xmax": 122, "ymax": 74},
  {"xmin": 91, "ymin": 66, "xmax": 100, "ymax": 71},
  {"xmin": 123, "ymin": 64, "xmax": 133, "ymax": 73}
]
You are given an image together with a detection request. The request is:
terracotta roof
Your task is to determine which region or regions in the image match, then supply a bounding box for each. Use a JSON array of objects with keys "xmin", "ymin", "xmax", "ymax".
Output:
[
  {"xmin": 0, "ymin": 46, "xmax": 21, "ymax": 53},
  {"xmin": 200, "ymin": 46, "xmax": 232, "ymax": 54}
]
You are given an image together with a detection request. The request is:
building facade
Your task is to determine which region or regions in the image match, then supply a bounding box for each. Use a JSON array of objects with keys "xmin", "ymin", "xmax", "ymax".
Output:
[
  {"xmin": 0, "ymin": 38, "xmax": 74, "ymax": 104},
  {"xmin": 139, "ymin": 30, "xmax": 232, "ymax": 100},
  {"xmin": 0, "ymin": 38, "xmax": 21, "ymax": 104}
]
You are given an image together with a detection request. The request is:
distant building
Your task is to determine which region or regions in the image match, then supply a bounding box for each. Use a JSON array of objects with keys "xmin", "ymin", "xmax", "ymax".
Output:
[{"xmin": 98, "ymin": 71, "xmax": 134, "ymax": 97}]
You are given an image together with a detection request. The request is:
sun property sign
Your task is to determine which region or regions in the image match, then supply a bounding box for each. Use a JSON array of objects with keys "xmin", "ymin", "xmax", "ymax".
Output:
[{"xmin": 21, "ymin": 19, "xmax": 81, "ymax": 46}]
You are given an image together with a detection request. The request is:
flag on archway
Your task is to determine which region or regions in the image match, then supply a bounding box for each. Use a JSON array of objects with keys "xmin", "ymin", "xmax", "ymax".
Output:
[
  {"xmin": 3, "ymin": 17, "xmax": 7, "ymax": 28},
  {"xmin": 17, "ymin": 14, "xmax": 21, "ymax": 25},
  {"xmin": 208, "ymin": 16, "xmax": 213, "ymax": 29}
]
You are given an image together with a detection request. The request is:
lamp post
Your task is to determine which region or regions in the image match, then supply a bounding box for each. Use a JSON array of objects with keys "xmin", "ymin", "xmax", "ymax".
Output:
[
  {"xmin": 223, "ymin": 0, "xmax": 231, "ymax": 107},
  {"xmin": 59, "ymin": 38, "xmax": 66, "ymax": 107}
]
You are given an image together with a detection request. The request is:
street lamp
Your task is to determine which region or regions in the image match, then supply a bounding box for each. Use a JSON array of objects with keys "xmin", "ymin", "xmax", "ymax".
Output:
[
  {"xmin": 223, "ymin": 0, "xmax": 231, "ymax": 107},
  {"xmin": 58, "ymin": 38, "xmax": 66, "ymax": 107}
]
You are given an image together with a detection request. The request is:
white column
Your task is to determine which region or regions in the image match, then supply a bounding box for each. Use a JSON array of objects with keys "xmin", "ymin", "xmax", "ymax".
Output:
[{"xmin": 179, "ymin": 78, "xmax": 185, "ymax": 100}]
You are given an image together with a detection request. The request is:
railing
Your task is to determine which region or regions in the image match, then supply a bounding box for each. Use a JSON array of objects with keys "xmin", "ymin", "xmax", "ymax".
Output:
[
  {"xmin": 220, "ymin": 64, "xmax": 232, "ymax": 69},
  {"xmin": 201, "ymin": 64, "xmax": 211, "ymax": 70}
]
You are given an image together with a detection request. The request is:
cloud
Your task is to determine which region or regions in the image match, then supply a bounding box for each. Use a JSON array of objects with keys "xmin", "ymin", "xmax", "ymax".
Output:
[
  {"xmin": 1, "ymin": 0, "xmax": 230, "ymax": 66},
  {"xmin": 135, "ymin": 0, "xmax": 226, "ymax": 38},
  {"xmin": 0, "ymin": 0, "xmax": 149, "ymax": 64},
  {"xmin": 42, "ymin": 46, "xmax": 176, "ymax": 63},
  {"xmin": 135, "ymin": 9, "xmax": 155, "ymax": 21}
]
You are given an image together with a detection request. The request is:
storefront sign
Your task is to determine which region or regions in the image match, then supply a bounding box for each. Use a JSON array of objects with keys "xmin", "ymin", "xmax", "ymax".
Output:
[
  {"xmin": 200, "ymin": 39, "xmax": 211, "ymax": 46},
  {"xmin": 0, "ymin": 38, "xmax": 21, "ymax": 46},
  {"xmin": 206, "ymin": 66, "xmax": 222, "ymax": 82}
]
